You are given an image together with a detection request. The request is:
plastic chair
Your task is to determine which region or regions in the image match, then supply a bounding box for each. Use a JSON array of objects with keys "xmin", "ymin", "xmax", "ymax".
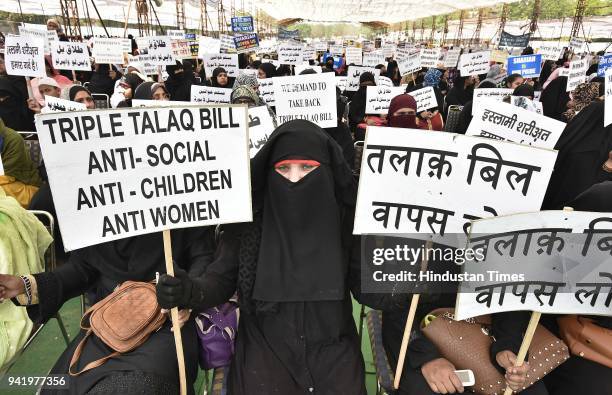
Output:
[
  {"xmin": 366, "ymin": 310, "xmax": 395, "ymax": 395},
  {"xmin": 444, "ymin": 105, "xmax": 464, "ymax": 134},
  {"xmin": 92, "ymin": 93, "xmax": 110, "ymax": 109},
  {"xmin": 354, "ymin": 140, "xmax": 364, "ymax": 175},
  {"xmin": 23, "ymin": 139, "xmax": 43, "ymax": 166}
]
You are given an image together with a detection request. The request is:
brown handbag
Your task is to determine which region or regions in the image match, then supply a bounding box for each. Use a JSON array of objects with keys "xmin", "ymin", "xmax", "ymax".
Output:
[
  {"xmin": 558, "ymin": 315, "xmax": 612, "ymax": 368},
  {"xmin": 421, "ymin": 308, "xmax": 569, "ymax": 395},
  {"xmin": 69, "ymin": 281, "xmax": 167, "ymax": 376}
]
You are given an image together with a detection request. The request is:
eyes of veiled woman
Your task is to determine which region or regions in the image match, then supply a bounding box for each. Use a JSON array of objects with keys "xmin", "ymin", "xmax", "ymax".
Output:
[{"xmin": 274, "ymin": 163, "xmax": 320, "ymax": 182}]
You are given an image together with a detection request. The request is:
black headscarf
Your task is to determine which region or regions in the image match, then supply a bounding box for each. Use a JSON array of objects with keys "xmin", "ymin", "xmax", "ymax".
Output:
[
  {"xmin": 250, "ymin": 120, "xmax": 357, "ymax": 302},
  {"xmin": 165, "ymin": 60, "xmax": 194, "ymax": 102},
  {"xmin": 513, "ymin": 84, "xmax": 535, "ymax": 98},
  {"xmin": 445, "ymin": 75, "xmax": 474, "ymax": 107},
  {"xmin": 67, "ymin": 85, "xmax": 90, "ymax": 101},
  {"xmin": 258, "ymin": 63, "xmax": 276, "ymax": 79},
  {"xmin": 539, "ymin": 76, "xmax": 570, "ymax": 121},
  {"xmin": 386, "ymin": 60, "xmax": 401, "ymax": 86},
  {"xmin": 569, "ymin": 181, "xmax": 612, "ymax": 213},
  {"xmin": 541, "ymin": 101, "xmax": 612, "ymax": 209},
  {"xmin": 210, "ymin": 67, "xmax": 232, "ymax": 87},
  {"xmin": 0, "ymin": 78, "xmax": 34, "ymax": 131}
]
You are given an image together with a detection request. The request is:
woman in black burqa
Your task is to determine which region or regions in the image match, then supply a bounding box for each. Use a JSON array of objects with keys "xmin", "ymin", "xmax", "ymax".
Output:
[
  {"xmin": 0, "ymin": 229, "xmax": 215, "ymax": 394},
  {"xmin": 157, "ymin": 120, "xmax": 379, "ymax": 394}
]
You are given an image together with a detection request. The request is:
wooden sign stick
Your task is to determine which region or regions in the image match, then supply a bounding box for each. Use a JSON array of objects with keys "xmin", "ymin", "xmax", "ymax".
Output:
[
  {"xmin": 72, "ymin": 70, "xmax": 78, "ymax": 83},
  {"xmin": 394, "ymin": 239, "xmax": 433, "ymax": 389},
  {"xmin": 502, "ymin": 311, "xmax": 541, "ymax": 395},
  {"xmin": 162, "ymin": 229, "xmax": 187, "ymax": 395}
]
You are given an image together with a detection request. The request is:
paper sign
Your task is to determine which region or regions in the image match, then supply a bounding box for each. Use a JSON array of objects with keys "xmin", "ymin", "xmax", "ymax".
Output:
[
  {"xmin": 363, "ymin": 51, "xmax": 385, "ymax": 67},
  {"xmin": 231, "ymin": 16, "xmax": 254, "ymax": 33},
  {"xmin": 248, "ymin": 105, "xmax": 275, "ymax": 158},
  {"xmin": 467, "ymin": 99, "xmax": 565, "ymax": 149},
  {"xmin": 198, "ymin": 36, "xmax": 221, "ymax": 57},
  {"xmin": 203, "ymin": 54, "xmax": 239, "ymax": 78},
  {"xmin": 377, "ymin": 76, "xmax": 393, "ymax": 87},
  {"xmin": 142, "ymin": 36, "xmax": 175, "ymax": 66},
  {"xmin": 353, "ymin": 127, "xmax": 556, "ymax": 235},
  {"xmin": 538, "ymin": 44, "xmax": 563, "ymax": 61},
  {"xmin": 330, "ymin": 45, "xmax": 344, "ymax": 56},
  {"xmin": 382, "ymin": 44, "xmax": 396, "ymax": 58},
  {"xmin": 335, "ymin": 76, "xmax": 347, "ymax": 92},
  {"xmin": 455, "ymin": 211, "xmax": 612, "ymax": 320},
  {"xmin": 42, "ymin": 96, "xmax": 87, "ymax": 113},
  {"xmin": 345, "ymin": 47, "xmax": 363, "ymax": 66},
  {"xmin": 278, "ymin": 43, "xmax": 304, "ymax": 65},
  {"xmin": 507, "ymin": 54, "xmax": 542, "ymax": 78},
  {"xmin": 459, "ymin": 51, "xmax": 491, "ymax": 76},
  {"xmin": 346, "ymin": 66, "xmax": 381, "ymax": 92},
  {"xmin": 273, "ymin": 72, "xmax": 338, "ymax": 128},
  {"xmin": 365, "ymin": 86, "xmax": 406, "ymax": 114},
  {"xmin": 191, "ymin": 86, "xmax": 232, "ymax": 104},
  {"xmin": 410, "ymin": 86, "xmax": 438, "ymax": 112},
  {"xmin": 51, "ymin": 42, "xmax": 91, "ymax": 71},
  {"xmin": 234, "ymin": 33, "xmax": 259, "ymax": 54},
  {"xmin": 171, "ymin": 40, "xmax": 193, "ymax": 60},
  {"xmin": 220, "ymin": 34, "xmax": 237, "ymax": 54},
  {"xmin": 490, "ymin": 49, "xmax": 509, "ymax": 64},
  {"xmin": 257, "ymin": 78, "xmax": 275, "ymax": 106},
  {"xmin": 34, "ymin": 105, "xmax": 252, "ymax": 250},
  {"xmin": 397, "ymin": 51, "xmax": 421, "ymax": 76},
  {"xmin": 302, "ymin": 46, "xmax": 317, "ymax": 62},
  {"xmin": 605, "ymin": 68, "xmax": 612, "ymax": 127},
  {"xmin": 93, "ymin": 38, "xmax": 126, "ymax": 64},
  {"xmin": 315, "ymin": 42, "xmax": 328, "ymax": 52},
  {"xmin": 18, "ymin": 25, "xmax": 53, "ymax": 55},
  {"xmin": 472, "ymin": 88, "xmax": 514, "ymax": 116},
  {"xmin": 569, "ymin": 37, "xmax": 586, "ymax": 54},
  {"xmin": 420, "ymin": 48, "xmax": 442, "ymax": 68},
  {"xmin": 597, "ymin": 54, "xmax": 612, "ymax": 77},
  {"xmin": 443, "ymin": 48, "xmax": 461, "ymax": 68},
  {"xmin": 4, "ymin": 35, "xmax": 46, "ymax": 77},
  {"xmin": 566, "ymin": 58, "xmax": 589, "ymax": 92},
  {"xmin": 167, "ymin": 30, "xmax": 185, "ymax": 40}
]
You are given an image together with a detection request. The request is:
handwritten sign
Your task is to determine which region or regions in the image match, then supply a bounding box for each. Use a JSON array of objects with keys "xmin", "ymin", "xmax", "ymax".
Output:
[
  {"xmin": 167, "ymin": 29, "xmax": 185, "ymax": 40},
  {"xmin": 51, "ymin": 42, "xmax": 91, "ymax": 71},
  {"xmin": 353, "ymin": 127, "xmax": 556, "ymax": 235},
  {"xmin": 569, "ymin": 37, "xmax": 586, "ymax": 54},
  {"xmin": 171, "ymin": 40, "xmax": 193, "ymax": 60},
  {"xmin": 490, "ymin": 49, "xmax": 509, "ymax": 64},
  {"xmin": 456, "ymin": 211, "xmax": 612, "ymax": 320},
  {"xmin": 4, "ymin": 35, "xmax": 45, "ymax": 77},
  {"xmin": 93, "ymin": 37, "xmax": 126, "ymax": 64},
  {"xmin": 459, "ymin": 51, "xmax": 491, "ymax": 76},
  {"xmin": 142, "ymin": 36, "xmax": 175, "ymax": 65},
  {"xmin": 231, "ymin": 16, "xmax": 254, "ymax": 33},
  {"xmin": 365, "ymin": 86, "xmax": 406, "ymax": 114},
  {"xmin": 302, "ymin": 46, "xmax": 317, "ymax": 62},
  {"xmin": 566, "ymin": 58, "xmax": 589, "ymax": 92},
  {"xmin": 190, "ymin": 86, "xmax": 232, "ymax": 104},
  {"xmin": 248, "ymin": 105, "xmax": 275, "ymax": 158},
  {"xmin": 377, "ymin": 76, "xmax": 393, "ymax": 87},
  {"xmin": 363, "ymin": 51, "xmax": 385, "ymax": 67},
  {"xmin": 410, "ymin": 86, "xmax": 438, "ymax": 112},
  {"xmin": 397, "ymin": 51, "xmax": 421, "ymax": 76},
  {"xmin": 257, "ymin": 78, "xmax": 275, "ymax": 106},
  {"xmin": 443, "ymin": 48, "xmax": 461, "ymax": 68},
  {"xmin": 346, "ymin": 66, "xmax": 381, "ymax": 92},
  {"xmin": 234, "ymin": 33, "xmax": 259, "ymax": 54},
  {"xmin": 472, "ymin": 88, "xmax": 514, "ymax": 115},
  {"xmin": 467, "ymin": 100, "xmax": 565, "ymax": 149},
  {"xmin": 273, "ymin": 72, "xmax": 337, "ymax": 128},
  {"xmin": 345, "ymin": 47, "xmax": 363, "ymax": 66},
  {"xmin": 382, "ymin": 44, "xmax": 396, "ymax": 58},
  {"xmin": 420, "ymin": 48, "xmax": 442, "ymax": 68},
  {"xmin": 35, "ymin": 105, "xmax": 252, "ymax": 250},
  {"xmin": 203, "ymin": 54, "xmax": 239, "ymax": 78},
  {"xmin": 42, "ymin": 96, "xmax": 86, "ymax": 113},
  {"xmin": 507, "ymin": 54, "xmax": 542, "ymax": 78},
  {"xmin": 537, "ymin": 44, "xmax": 563, "ymax": 61},
  {"xmin": 278, "ymin": 43, "xmax": 304, "ymax": 65},
  {"xmin": 198, "ymin": 36, "xmax": 221, "ymax": 57}
]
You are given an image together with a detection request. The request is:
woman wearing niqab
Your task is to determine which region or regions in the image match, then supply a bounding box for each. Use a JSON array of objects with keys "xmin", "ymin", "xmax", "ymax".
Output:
[{"xmin": 157, "ymin": 120, "xmax": 379, "ymax": 394}]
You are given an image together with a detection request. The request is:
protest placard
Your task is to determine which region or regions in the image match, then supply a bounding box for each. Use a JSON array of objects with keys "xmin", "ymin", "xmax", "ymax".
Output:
[
  {"xmin": 248, "ymin": 105, "xmax": 275, "ymax": 158},
  {"xmin": 377, "ymin": 76, "xmax": 393, "ymax": 87},
  {"xmin": 42, "ymin": 96, "xmax": 87, "ymax": 113},
  {"xmin": 93, "ymin": 37, "xmax": 125, "ymax": 64},
  {"xmin": 257, "ymin": 78, "xmax": 275, "ymax": 106},
  {"xmin": 420, "ymin": 48, "xmax": 442, "ymax": 68},
  {"xmin": 203, "ymin": 54, "xmax": 239, "ymax": 78},
  {"xmin": 51, "ymin": 42, "xmax": 91, "ymax": 71},
  {"xmin": 605, "ymin": 68, "xmax": 612, "ymax": 127},
  {"xmin": 278, "ymin": 27, "xmax": 300, "ymax": 41},
  {"xmin": 345, "ymin": 47, "xmax": 363, "ymax": 66},
  {"xmin": 443, "ymin": 48, "xmax": 461, "ymax": 68},
  {"xmin": 365, "ymin": 86, "xmax": 406, "ymax": 114},
  {"xmin": 171, "ymin": 40, "xmax": 193, "ymax": 60},
  {"xmin": 537, "ymin": 44, "xmax": 564, "ymax": 61},
  {"xmin": 566, "ymin": 58, "xmax": 589, "ymax": 92},
  {"xmin": 4, "ymin": 35, "xmax": 45, "ymax": 78},
  {"xmin": 490, "ymin": 49, "xmax": 509, "ymax": 64},
  {"xmin": 467, "ymin": 99, "xmax": 565, "ymax": 149},
  {"xmin": 353, "ymin": 127, "xmax": 556, "ymax": 235},
  {"xmin": 278, "ymin": 43, "xmax": 305, "ymax": 65},
  {"xmin": 314, "ymin": 42, "xmax": 328, "ymax": 52},
  {"xmin": 455, "ymin": 210, "xmax": 612, "ymax": 320},
  {"xmin": 18, "ymin": 25, "xmax": 55, "ymax": 55},
  {"xmin": 459, "ymin": 51, "xmax": 491, "ymax": 76},
  {"xmin": 498, "ymin": 31, "xmax": 530, "ymax": 48},
  {"xmin": 362, "ymin": 51, "xmax": 385, "ymax": 67},
  {"xmin": 142, "ymin": 36, "xmax": 175, "ymax": 65},
  {"xmin": 34, "ymin": 105, "xmax": 252, "ymax": 250},
  {"xmin": 167, "ymin": 30, "xmax": 185, "ymax": 40},
  {"xmin": 198, "ymin": 36, "xmax": 221, "ymax": 57},
  {"xmin": 346, "ymin": 66, "xmax": 381, "ymax": 91},
  {"xmin": 335, "ymin": 76, "xmax": 347, "ymax": 92},
  {"xmin": 511, "ymin": 96, "xmax": 543, "ymax": 115},
  {"xmin": 231, "ymin": 16, "xmax": 254, "ymax": 33},
  {"xmin": 234, "ymin": 33, "xmax": 259, "ymax": 54},
  {"xmin": 410, "ymin": 86, "xmax": 438, "ymax": 112},
  {"xmin": 397, "ymin": 51, "xmax": 421, "ymax": 76},
  {"xmin": 597, "ymin": 54, "xmax": 612, "ymax": 77},
  {"xmin": 191, "ymin": 86, "xmax": 232, "ymax": 104},
  {"xmin": 382, "ymin": 44, "xmax": 396, "ymax": 58},
  {"xmin": 294, "ymin": 64, "xmax": 322, "ymax": 74},
  {"xmin": 558, "ymin": 67, "xmax": 570, "ymax": 77},
  {"xmin": 273, "ymin": 72, "xmax": 337, "ymax": 128},
  {"xmin": 330, "ymin": 44, "xmax": 344, "ymax": 56},
  {"xmin": 569, "ymin": 37, "xmax": 586, "ymax": 54},
  {"xmin": 220, "ymin": 34, "xmax": 237, "ymax": 54},
  {"xmin": 507, "ymin": 54, "xmax": 542, "ymax": 78},
  {"xmin": 472, "ymin": 88, "xmax": 514, "ymax": 115},
  {"xmin": 302, "ymin": 46, "xmax": 317, "ymax": 62}
]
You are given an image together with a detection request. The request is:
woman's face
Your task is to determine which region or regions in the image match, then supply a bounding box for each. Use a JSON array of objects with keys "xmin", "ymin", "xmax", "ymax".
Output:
[
  {"xmin": 257, "ymin": 68, "xmax": 267, "ymax": 79},
  {"xmin": 274, "ymin": 160, "xmax": 320, "ymax": 183},
  {"xmin": 508, "ymin": 77, "xmax": 525, "ymax": 89},
  {"xmin": 233, "ymin": 97, "xmax": 256, "ymax": 107},
  {"xmin": 73, "ymin": 90, "xmax": 95, "ymax": 109},
  {"xmin": 152, "ymin": 86, "xmax": 170, "ymax": 101},
  {"xmin": 216, "ymin": 72, "xmax": 229, "ymax": 86},
  {"xmin": 393, "ymin": 107, "xmax": 416, "ymax": 117}
]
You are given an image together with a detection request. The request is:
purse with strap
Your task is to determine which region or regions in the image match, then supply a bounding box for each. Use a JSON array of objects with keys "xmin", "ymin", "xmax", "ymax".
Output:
[
  {"xmin": 69, "ymin": 281, "xmax": 167, "ymax": 376},
  {"xmin": 558, "ymin": 315, "xmax": 612, "ymax": 368},
  {"xmin": 421, "ymin": 308, "xmax": 569, "ymax": 395},
  {"xmin": 195, "ymin": 300, "xmax": 239, "ymax": 370}
]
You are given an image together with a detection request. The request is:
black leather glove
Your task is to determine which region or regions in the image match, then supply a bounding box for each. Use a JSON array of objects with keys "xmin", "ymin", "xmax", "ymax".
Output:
[{"xmin": 156, "ymin": 268, "xmax": 193, "ymax": 310}]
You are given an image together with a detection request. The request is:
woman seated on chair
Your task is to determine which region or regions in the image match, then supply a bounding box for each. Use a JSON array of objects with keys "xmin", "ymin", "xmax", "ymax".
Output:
[
  {"xmin": 0, "ymin": 118, "xmax": 42, "ymax": 208},
  {"xmin": 156, "ymin": 120, "xmax": 381, "ymax": 394},
  {"xmin": 0, "ymin": 228, "xmax": 215, "ymax": 394}
]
